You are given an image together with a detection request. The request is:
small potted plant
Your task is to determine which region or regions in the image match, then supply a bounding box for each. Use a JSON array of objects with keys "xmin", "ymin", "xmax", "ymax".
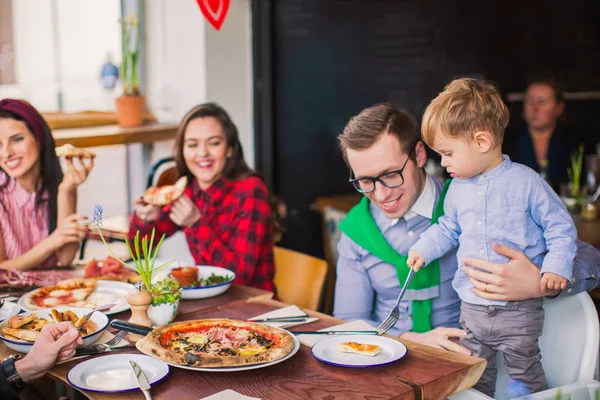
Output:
[
  {"xmin": 147, "ymin": 278, "xmax": 182, "ymax": 326},
  {"xmin": 115, "ymin": 12, "xmax": 145, "ymax": 127},
  {"xmin": 93, "ymin": 205, "xmax": 178, "ymax": 327}
]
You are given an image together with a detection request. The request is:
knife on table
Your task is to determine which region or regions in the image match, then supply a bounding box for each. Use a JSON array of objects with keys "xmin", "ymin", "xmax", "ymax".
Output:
[
  {"xmin": 74, "ymin": 345, "xmax": 138, "ymax": 357},
  {"xmin": 249, "ymin": 316, "xmax": 309, "ymax": 323},
  {"xmin": 129, "ymin": 360, "xmax": 153, "ymax": 400}
]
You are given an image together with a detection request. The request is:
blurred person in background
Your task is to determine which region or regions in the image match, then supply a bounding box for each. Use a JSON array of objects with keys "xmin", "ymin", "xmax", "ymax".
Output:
[{"xmin": 506, "ymin": 79, "xmax": 579, "ymax": 192}]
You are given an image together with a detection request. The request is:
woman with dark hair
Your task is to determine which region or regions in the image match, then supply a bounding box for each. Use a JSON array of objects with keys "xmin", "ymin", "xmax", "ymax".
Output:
[
  {"xmin": 129, "ymin": 103, "xmax": 275, "ymax": 291},
  {"xmin": 0, "ymin": 99, "xmax": 93, "ymax": 271},
  {"xmin": 506, "ymin": 79, "xmax": 578, "ymax": 192}
]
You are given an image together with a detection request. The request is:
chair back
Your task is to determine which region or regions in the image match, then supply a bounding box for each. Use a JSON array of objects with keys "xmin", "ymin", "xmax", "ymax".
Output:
[
  {"xmin": 147, "ymin": 157, "xmax": 177, "ymax": 188},
  {"xmin": 494, "ymin": 292, "xmax": 599, "ymax": 399},
  {"xmin": 273, "ymin": 246, "xmax": 327, "ymax": 311}
]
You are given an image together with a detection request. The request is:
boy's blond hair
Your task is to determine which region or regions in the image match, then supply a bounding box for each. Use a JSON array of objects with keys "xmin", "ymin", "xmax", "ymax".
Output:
[{"xmin": 421, "ymin": 78, "xmax": 509, "ymax": 148}]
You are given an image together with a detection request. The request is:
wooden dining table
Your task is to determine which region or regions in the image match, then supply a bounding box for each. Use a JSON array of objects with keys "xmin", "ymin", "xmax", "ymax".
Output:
[{"xmin": 0, "ymin": 284, "xmax": 485, "ymax": 400}]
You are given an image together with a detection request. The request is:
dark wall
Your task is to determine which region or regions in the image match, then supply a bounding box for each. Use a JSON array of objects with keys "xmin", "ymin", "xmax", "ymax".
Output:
[{"xmin": 257, "ymin": 0, "xmax": 600, "ymax": 257}]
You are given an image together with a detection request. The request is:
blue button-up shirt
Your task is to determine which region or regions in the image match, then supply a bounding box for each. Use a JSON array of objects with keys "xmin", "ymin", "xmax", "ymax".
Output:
[{"xmin": 411, "ymin": 156, "xmax": 577, "ymax": 306}]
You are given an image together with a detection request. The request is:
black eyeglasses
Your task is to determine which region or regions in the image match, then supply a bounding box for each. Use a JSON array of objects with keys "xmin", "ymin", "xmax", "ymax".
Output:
[{"xmin": 349, "ymin": 150, "xmax": 413, "ymax": 193}]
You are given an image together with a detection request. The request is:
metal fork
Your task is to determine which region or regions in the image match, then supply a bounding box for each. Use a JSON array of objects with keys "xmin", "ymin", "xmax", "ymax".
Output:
[
  {"xmin": 376, "ymin": 268, "xmax": 416, "ymax": 335},
  {"xmin": 84, "ymin": 330, "xmax": 128, "ymax": 351}
]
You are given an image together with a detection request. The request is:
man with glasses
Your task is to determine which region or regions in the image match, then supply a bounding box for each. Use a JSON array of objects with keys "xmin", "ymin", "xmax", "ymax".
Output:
[{"xmin": 333, "ymin": 103, "xmax": 600, "ymax": 353}]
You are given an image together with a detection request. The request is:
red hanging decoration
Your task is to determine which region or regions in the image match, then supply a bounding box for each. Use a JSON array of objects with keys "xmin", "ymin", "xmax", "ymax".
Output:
[{"xmin": 196, "ymin": 0, "xmax": 230, "ymax": 31}]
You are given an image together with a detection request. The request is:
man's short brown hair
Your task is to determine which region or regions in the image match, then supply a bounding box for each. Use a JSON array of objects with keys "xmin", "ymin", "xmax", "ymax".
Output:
[
  {"xmin": 338, "ymin": 103, "xmax": 420, "ymax": 166},
  {"xmin": 421, "ymin": 78, "xmax": 509, "ymax": 147}
]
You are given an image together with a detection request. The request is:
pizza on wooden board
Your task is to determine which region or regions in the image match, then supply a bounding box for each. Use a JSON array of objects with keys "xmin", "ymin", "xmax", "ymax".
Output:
[
  {"xmin": 22, "ymin": 278, "xmax": 97, "ymax": 310},
  {"xmin": 142, "ymin": 176, "xmax": 188, "ymax": 206},
  {"xmin": 136, "ymin": 319, "xmax": 295, "ymax": 368},
  {"xmin": 55, "ymin": 144, "xmax": 96, "ymax": 158}
]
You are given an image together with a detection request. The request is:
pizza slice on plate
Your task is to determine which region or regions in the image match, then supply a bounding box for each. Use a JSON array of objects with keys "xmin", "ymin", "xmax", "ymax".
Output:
[
  {"xmin": 335, "ymin": 341, "xmax": 383, "ymax": 356},
  {"xmin": 143, "ymin": 176, "xmax": 188, "ymax": 206},
  {"xmin": 55, "ymin": 144, "xmax": 96, "ymax": 159},
  {"xmin": 136, "ymin": 319, "xmax": 295, "ymax": 368}
]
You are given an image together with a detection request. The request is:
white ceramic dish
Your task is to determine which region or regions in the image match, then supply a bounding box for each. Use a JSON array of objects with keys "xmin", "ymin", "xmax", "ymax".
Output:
[
  {"xmin": 67, "ymin": 354, "xmax": 169, "ymax": 393},
  {"xmin": 18, "ymin": 280, "xmax": 134, "ymax": 315},
  {"xmin": 311, "ymin": 334, "xmax": 408, "ymax": 368},
  {"xmin": 154, "ymin": 265, "xmax": 235, "ymax": 300},
  {"xmin": 0, "ymin": 302, "xmax": 21, "ymax": 322},
  {"xmin": 159, "ymin": 333, "xmax": 300, "ymax": 372},
  {"xmin": 0, "ymin": 306, "xmax": 109, "ymax": 353}
]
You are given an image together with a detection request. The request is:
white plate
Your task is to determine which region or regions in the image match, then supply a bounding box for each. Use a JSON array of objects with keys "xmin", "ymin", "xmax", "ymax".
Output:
[
  {"xmin": 0, "ymin": 307, "xmax": 109, "ymax": 353},
  {"xmin": 311, "ymin": 335, "xmax": 408, "ymax": 368},
  {"xmin": 0, "ymin": 302, "xmax": 21, "ymax": 322},
  {"xmin": 162, "ymin": 333, "xmax": 300, "ymax": 372},
  {"xmin": 67, "ymin": 354, "xmax": 169, "ymax": 393},
  {"xmin": 154, "ymin": 265, "xmax": 235, "ymax": 300},
  {"xmin": 18, "ymin": 280, "xmax": 134, "ymax": 315}
]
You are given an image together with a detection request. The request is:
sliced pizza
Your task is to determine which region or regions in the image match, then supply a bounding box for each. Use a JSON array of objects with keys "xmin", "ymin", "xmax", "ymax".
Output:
[
  {"xmin": 136, "ymin": 319, "xmax": 295, "ymax": 368},
  {"xmin": 23, "ymin": 278, "xmax": 97, "ymax": 310},
  {"xmin": 142, "ymin": 176, "xmax": 188, "ymax": 206},
  {"xmin": 335, "ymin": 341, "xmax": 383, "ymax": 357},
  {"xmin": 55, "ymin": 144, "xmax": 96, "ymax": 159}
]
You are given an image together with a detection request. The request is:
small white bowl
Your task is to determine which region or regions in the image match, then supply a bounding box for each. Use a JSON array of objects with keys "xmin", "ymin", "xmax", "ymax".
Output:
[
  {"xmin": 0, "ymin": 306, "xmax": 109, "ymax": 354},
  {"xmin": 174, "ymin": 266, "xmax": 235, "ymax": 300}
]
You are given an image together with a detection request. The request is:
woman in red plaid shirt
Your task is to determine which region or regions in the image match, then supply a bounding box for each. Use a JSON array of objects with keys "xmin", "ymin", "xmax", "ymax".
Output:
[{"xmin": 129, "ymin": 103, "xmax": 275, "ymax": 291}]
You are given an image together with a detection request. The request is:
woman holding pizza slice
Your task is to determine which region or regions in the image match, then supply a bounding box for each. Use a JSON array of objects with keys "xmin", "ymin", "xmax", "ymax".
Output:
[
  {"xmin": 130, "ymin": 103, "xmax": 275, "ymax": 291},
  {"xmin": 0, "ymin": 99, "xmax": 94, "ymax": 271}
]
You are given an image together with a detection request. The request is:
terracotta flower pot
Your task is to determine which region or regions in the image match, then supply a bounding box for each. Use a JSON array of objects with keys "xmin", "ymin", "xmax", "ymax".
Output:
[{"xmin": 115, "ymin": 95, "xmax": 145, "ymax": 127}]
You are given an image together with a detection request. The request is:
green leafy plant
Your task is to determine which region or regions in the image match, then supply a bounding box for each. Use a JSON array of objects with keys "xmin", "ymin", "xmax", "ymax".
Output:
[
  {"xmin": 93, "ymin": 205, "xmax": 173, "ymax": 292},
  {"xmin": 119, "ymin": 13, "xmax": 140, "ymax": 96},
  {"xmin": 567, "ymin": 144, "xmax": 584, "ymax": 199},
  {"xmin": 150, "ymin": 278, "xmax": 182, "ymax": 306}
]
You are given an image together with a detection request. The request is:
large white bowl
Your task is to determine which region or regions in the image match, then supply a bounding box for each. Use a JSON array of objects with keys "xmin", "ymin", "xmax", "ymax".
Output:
[
  {"xmin": 154, "ymin": 265, "xmax": 235, "ymax": 300},
  {"xmin": 0, "ymin": 307, "xmax": 109, "ymax": 353}
]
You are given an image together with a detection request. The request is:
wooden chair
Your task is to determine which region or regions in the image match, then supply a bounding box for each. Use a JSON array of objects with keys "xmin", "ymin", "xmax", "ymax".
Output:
[
  {"xmin": 273, "ymin": 246, "xmax": 327, "ymax": 311},
  {"xmin": 147, "ymin": 157, "xmax": 177, "ymax": 187}
]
